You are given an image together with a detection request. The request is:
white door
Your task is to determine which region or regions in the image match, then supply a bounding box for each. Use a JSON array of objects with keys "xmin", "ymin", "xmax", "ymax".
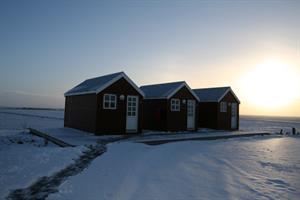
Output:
[
  {"xmin": 231, "ymin": 103, "xmax": 237, "ymax": 129},
  {"xmin": 126, "ymin": 95, "xmax": 138, "ymax": 133},
  {"xmin": 187, "ymin": 100, "xmax": 196, "ymax": 130}
]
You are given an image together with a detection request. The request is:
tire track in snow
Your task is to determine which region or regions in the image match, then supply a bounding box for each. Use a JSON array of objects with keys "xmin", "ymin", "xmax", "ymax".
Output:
[{"xmin": 6, "ymin": 144, "xmax": 106, "ymax": 200}]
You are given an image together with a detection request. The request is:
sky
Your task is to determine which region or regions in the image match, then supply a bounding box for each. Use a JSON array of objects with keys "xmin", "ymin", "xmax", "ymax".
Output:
[{"xmin": 0, "ymin": 0, "xmax": 299, "ymax": 116}]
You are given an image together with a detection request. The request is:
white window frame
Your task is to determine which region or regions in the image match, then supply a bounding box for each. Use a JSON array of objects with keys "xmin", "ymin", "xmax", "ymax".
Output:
[
  {"xmin": 171, "ymin": 99, "xmax": 180, "ymax": 111},
  {"xmin": 220, "ymin": 101, "xmax": 227, "ymax": 113},
  {"xmin": 103, "ymin": 94, "xmax": 117, "ymax": 109}
]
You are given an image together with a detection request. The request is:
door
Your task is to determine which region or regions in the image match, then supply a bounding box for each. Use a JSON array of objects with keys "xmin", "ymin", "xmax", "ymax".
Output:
[
  {"xmin": 126, "ymin": 95, "xmax": 138, "ymax": 133},
  {"xmin": 187, "ymin": 100, "xmax": 196, "ymax": 130},
  {"xmin": 231, "ymin": 103, "xmax": 237, "ymax": 129}
]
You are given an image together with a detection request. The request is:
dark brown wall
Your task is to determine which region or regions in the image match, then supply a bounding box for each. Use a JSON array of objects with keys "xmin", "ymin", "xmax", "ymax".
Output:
[
  {"xmin": 217, "ymin": 91, "xmax": 239, "ymax": 130},
  {"xmin": 64, "ymin": 94, "xmax": 97, "ymax": 133},
  {"xmin": 198, "ymin": 91, "xmax": 239, "ymax": 130},
  {"xmin": 96, "ymin": 77, "xmax": 143, "ymax": 135},
  {"xmin": 142, "ymin": 99, "xmax": 168, "ymax": 131},
  {"xmin": 198, "ymin": 102, "xmax": 218, "ymax": 129},
  {"xmin": 167, "ymin": 86, "xmax": 198, "ymax": 131},
  {"xmin": 142, "ymin": 86, "xmax": 198, "ymax": 132}
]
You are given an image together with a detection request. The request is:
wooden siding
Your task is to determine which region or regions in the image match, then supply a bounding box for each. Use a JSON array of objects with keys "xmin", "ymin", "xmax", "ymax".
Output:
[
  {"xmin": 96, "ymin": 77, "xmax": 143, "ymax": 135},
  {"xmin": 167, "ymin": 86, "xmax": 198, "ymax": 131},
  {"xmin": 64, "ymin": 94, "xmax": 97, "ymax": 133},
  {"xmin": 217, "ymin": 91, "xmax": 239, "ymax": 130},
  {"xmin": 198, "ymin": 91, "xmax": 239, "ymax": 130},
  {"xmin": 142, "ymin": 99, "xmax": 168, "ymax": 131},
  {"xmin": 142, "ymin": 86, "xmax": 198, "ymax": 131},
  {"xmin": 198, "ymin": 102, "xmax": 218, "ymax": 129}
]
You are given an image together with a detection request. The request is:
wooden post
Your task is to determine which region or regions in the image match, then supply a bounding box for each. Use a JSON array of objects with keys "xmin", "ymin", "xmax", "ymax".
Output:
[{"xmin": 292, "ymin": 127, "xmax": 296, "ymax": 135}]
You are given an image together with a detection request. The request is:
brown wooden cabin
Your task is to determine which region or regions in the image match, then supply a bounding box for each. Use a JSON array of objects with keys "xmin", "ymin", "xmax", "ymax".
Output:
[
  {"xmin": 193, "ymin": 87, "xmax": 240, "ymax": 130},
  {"xmin": 140, "ymin": 81, "xmax": 200, "ymax": 132},
  {"xmin": 64, "ymin": 72, "xmax": 145, "ymax": 135}
]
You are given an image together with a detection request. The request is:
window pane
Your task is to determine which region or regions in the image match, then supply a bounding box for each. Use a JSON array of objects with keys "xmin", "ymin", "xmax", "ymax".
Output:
[
  {"xmin": 104, "ymin": 95, "xmax": 109, "ymax": 101},
  {"xmin": 110, "ymin": 102, "xmax": 114, "ymax": 108}
]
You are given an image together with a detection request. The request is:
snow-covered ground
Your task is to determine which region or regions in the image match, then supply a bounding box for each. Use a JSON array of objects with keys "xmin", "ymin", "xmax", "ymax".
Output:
[
  {"xmin": 0, "ymin": 109, "xmax": 85, "ymax": 199},
  {"xmin": 0, "ymin": 108, "xmax": 300, "ymax": 200},
  {"xmin": 240, "ymin": 115, "xmax": 300, "ymax": 133},
  {"xmin": 0, "ymin": 108, "xmax": 63, "ymax": 130},
  {"xmin": 49, "ymin": 136, "xmax": 300, "ymax": 200},
  {"xmin": 0, "ymin": 108, "xmax": 64, "ymax": 119},
  {"xmin": 0, "ymin": 132, "xmax": 86, "ymax": 199}
]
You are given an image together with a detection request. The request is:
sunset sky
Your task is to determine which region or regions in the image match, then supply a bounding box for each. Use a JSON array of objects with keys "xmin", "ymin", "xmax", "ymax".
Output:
[{"xmin": 0, "ymin": 0, "xmax": 299, "ymax": 116}]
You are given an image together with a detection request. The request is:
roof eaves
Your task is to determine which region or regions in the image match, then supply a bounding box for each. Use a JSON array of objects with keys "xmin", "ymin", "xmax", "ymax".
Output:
[
  {"xmin": 144, "ymin": 97, "xmax": 168, "ymax": 100},
  {"xmin": 166, "ymin": 82, "xmax": 185, "ymax": 99},
  {"xmin": 217, "ymin": 87, "xmax": 240, "ymax": 104},
  {"xmin": 167, "ymin": 82, "xmax": 200, "ymax": 102},
  {"xmin": 121, "ymin": 72, "xmax": 145, "ymax": 98},
  {"xmin": 94, "ymin": 73, "xmax": 123, "ymax": 95},
  {"xmin": 64, "ymin": 90, "xmax": 96, "ymax": 97}
]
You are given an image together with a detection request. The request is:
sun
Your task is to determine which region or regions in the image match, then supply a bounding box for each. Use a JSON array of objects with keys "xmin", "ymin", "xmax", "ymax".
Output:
[{"xmin": 240, "ymin": 59, "xmax": 300, "ymax": 109}]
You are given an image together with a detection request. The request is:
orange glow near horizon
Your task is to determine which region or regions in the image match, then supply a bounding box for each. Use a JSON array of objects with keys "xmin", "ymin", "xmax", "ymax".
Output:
[{"xmin": 239, "ymin": 59, "xmax": 300, "ymax": 111}]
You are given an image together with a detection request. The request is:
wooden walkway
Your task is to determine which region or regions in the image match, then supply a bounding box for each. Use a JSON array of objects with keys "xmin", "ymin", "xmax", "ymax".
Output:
[{"xmin": 28, "ymin": 128, "xmax": 75, "ymax": 147}]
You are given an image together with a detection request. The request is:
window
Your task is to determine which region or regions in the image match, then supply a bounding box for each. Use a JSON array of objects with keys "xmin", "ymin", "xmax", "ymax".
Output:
[
  {"xmin": 220, "ymin": 101, "xmax": 227, "ymax": 112},
  {"xmin": 171, "ymin": 99, "xmax": 180, "ymax": 111},
  {"xmin": 103, "ymin": 94, "xmax": 117, "ymax": 109}
]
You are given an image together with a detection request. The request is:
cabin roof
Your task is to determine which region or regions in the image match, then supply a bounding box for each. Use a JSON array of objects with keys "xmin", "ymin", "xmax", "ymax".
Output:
[
  {"xmin": 140, "ymin": 81, "xmax": 200, "ymax": 101},
  {"xmin": 193, "ymin": 87, "xmax": 240, "ymax": 103},
  {"xmin": 65, "ymin": 72, "xmax": 145, "ymax": 97}
]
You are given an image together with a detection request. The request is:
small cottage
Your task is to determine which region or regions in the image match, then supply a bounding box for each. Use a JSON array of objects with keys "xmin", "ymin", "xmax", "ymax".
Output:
[
  {"xmin": 140, "ymin": 81, "xmax": 200, "ymax": 131},
  {"xmin": 193, "ymin": 87, "xmax": 240, "ymax": 130},
  {"xmin": 64, "ymin": 72, "xmax": 144, "ymax": 135}
]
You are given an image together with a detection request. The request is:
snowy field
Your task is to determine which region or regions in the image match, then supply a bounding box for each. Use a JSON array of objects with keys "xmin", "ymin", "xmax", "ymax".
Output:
[
  {"xmin": 0, "ymin": 108, "xmax": 85, "ymax": 199},
  {"xmin": 0, "ymin": 108, "xmax": 300, "ymax": 199},
  {"xmin": 240, "ymin": 115, "xmax": 300, "ymax": 133},
  {"xmin": 49, "ymin": 137, "xmax": 300, "ymax": 200},
  {"xmin": 0, "ymin": 108, "xmax": 63, "ymax": 130}
]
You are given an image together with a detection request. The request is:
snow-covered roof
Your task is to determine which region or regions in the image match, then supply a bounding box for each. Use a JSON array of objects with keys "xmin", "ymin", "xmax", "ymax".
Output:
[
  {"xmin": 140, "ymin": 81, "xmax": 200, "ymax": 101},
  {"xmin": 65, "ymin": 72, "xmax": 145, "ymax": 97},
  {"xmin": 193, "ymin": 87, "xmax": 240, "ymax": 103}
]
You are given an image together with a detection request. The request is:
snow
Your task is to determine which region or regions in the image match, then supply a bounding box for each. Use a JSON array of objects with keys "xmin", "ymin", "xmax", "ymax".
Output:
[
  {"xmin": 0, "ymin": 108, "xmax": 64, "ymax": 119},
  {"xmin": 42, "ymin": 127, "xmax": 121, "ymax": 146},
  {"xmin": 193, "ymin": 86, "xmax": 230, "ymax": 102},
  {"xmin": 0, "ymin": 130, "xmax": 87, "ymax": 199},
  {"xmin": 0, "ymin": 109, "xmax": 85, "ymax": 199},
  {"xmin": 0, "ymin": 108, "xmax": 63, "ymax": 130},
  {"xmin": 240, "ymin": 115, "xmax": 300, "ymax": 133},
  {"xmin": 0, "ymin": 108, "xmax": 300, "ymax": 199},
  {"xmin": 65, "ymin": 72, "xmax": 123, "ymax": 96},
  {"xmin": 140, "ymin": 81, "xmax": 185, "ymax": 98},
  {"xmin": 49, "ymin": 136, "xmax": 300, "ymax": 200}
]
